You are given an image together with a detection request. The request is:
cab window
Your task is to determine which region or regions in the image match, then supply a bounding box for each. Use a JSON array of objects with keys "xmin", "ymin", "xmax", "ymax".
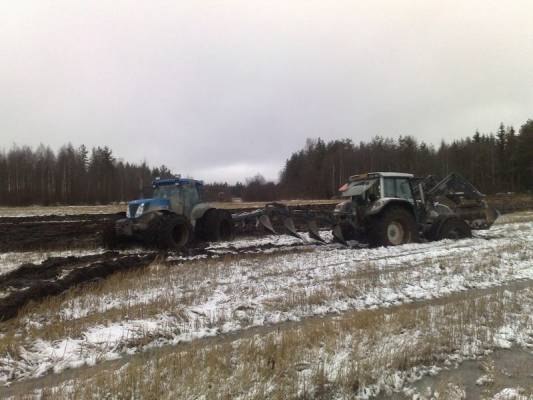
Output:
[{"xmin": 383, "ymin": 178, "xmax": 413, "ymax": 200}]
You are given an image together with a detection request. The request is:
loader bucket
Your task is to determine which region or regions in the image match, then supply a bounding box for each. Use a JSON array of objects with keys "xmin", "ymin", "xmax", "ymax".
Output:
[
  {"xmin": 307, "ymin": 220, "xmax": 325, "ymax": 243},
  {"xmin": 332, "ymin": 224, "xmax": 347, "ymax": 245},
  {"xmin": 282, "ymin": 217, "xmax": 302, "ymax": 239},
  {"xmin": 259, "ymin": 215, "xmax": 276, "ymax": 235}
]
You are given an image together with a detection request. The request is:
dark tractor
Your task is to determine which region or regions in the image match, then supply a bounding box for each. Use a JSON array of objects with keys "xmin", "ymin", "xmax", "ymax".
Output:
[{"xmin": 332, "ymin": 172, "xmax": 498, "ymax": 246}]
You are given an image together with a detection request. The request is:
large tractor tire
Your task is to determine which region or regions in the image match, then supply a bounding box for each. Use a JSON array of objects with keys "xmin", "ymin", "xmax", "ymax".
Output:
[
  {"xmin": 157, "ymin": 214, "xmax": 192, "ymax": 249},
  {"xmin": 196, "ymin": 209, "xmax": 235, "ymax": 242},
  {"xmin": 368, "ymin": 206, "xmax": 419, "ymax": 247},
  {"xmin": 435, "ymin": 217, "xmax": 472, "ymax": 241}
]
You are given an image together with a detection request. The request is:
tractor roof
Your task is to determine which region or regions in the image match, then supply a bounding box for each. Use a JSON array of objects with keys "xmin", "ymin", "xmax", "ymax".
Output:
[
  {"xmin": 348, "ymin": 172, "xmax": 414, "ymax": 181},
  {"xmin": 152, "ymin": 178, "xmax": 203, "ymax": 187}
]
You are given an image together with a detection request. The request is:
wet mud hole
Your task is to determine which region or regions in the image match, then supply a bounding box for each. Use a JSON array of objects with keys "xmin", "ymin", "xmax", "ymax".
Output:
[{"xmin": 380, "ymin": 347, "xmax": 533, "ymax": 399}]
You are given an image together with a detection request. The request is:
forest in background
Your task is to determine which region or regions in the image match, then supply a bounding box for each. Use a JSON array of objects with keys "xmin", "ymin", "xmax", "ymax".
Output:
[
  {"xmin": 0, "ymin": 119, "xmax": 532, "ymax": 205},
  {"xmin": 276, "ymin": 119, "xmax": 533, "ymax": 200}
]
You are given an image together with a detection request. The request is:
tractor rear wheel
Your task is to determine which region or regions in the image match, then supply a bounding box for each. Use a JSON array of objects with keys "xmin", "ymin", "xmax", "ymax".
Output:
[
  {"xmin": 157, "ymin": 215, "xmax": 192, "ymax": 249},
  {"xmin": 436, "ymin": 217, "xmax": 471, "ymax": 240},
  {"xmin": 369, "ymin": 206, "xmax": 418, "ymax": 247},
  {"xmin": 196, "ymin": 209, "xmax": 235, "ymax": 242}
]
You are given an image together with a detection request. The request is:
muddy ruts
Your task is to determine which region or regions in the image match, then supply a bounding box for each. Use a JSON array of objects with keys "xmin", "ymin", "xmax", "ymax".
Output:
[
  {"xmin": 0, "ymin": 252, "xmax": 156, "ymax": 321},
  {"xmin": 0, "ymin": 205, "xmax": 337, "ymax": 252},
  {"xmin": 0, "ymin": 214, "xmax": 117, "ymax": 252}
]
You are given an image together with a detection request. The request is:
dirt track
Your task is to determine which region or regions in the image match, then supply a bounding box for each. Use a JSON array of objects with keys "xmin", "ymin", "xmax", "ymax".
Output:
[{"xmin": 0, "ymin": 252, "xmax": 157, "ymax": 321}]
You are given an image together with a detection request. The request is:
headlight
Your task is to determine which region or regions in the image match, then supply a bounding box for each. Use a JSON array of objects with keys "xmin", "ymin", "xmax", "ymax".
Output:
[
  {"xmin": 135, "ymin": 203, "xmax": 145, "ymax": 218},
  {"xmin": 126, "ymin": 207, "xmax": 131, "ymax": 218}
]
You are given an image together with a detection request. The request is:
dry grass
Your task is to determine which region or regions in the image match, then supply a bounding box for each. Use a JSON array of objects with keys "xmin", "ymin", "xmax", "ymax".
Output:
[
  {"xmin": 0, "ymin": 231, "xmax": 528, "ymax": 359},
  {"xmin": 0, "ymin": 249, "xmax": 314, "ymax": 353},
  {"xmin": 1, "ymin": 211, "xmax": 532, "ymax": 398},
  {"xmin": 8, "ymin": 286, "xmax": 533, "ymax": 399}
]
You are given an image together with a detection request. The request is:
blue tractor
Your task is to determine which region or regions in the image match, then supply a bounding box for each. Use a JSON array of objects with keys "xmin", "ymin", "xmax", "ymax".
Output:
[{"xmin": 104, "ymin": 177, "xmax": 234, "ymax": 249}]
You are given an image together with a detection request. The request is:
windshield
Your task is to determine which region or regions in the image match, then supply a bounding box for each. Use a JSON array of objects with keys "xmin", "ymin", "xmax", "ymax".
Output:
[
  {"xmin": 342, "ymin": 179, "xmax": 378, "ymax": 197},
  {"xmin": 153, "ymin": 185, "xmax": 180, "ymax": 199}
]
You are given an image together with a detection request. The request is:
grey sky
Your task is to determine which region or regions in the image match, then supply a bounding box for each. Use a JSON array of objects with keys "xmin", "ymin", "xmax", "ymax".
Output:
[{"xmin": 1, "ymin": 1, "xmax": 532, "ymax": 183}]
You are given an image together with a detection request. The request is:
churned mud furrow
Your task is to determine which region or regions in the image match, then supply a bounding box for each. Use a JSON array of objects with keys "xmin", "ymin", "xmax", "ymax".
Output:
[
  {"xmin": 0, "ymin": 202, "xmax": 529, "ymax": 252},
  {"xmin": 0, "ymin": 253, "xmax": 156, "ymax": 321},
  {"xmin": 0, "ymin": 205, "xmax": 333, "ymax": 252}
]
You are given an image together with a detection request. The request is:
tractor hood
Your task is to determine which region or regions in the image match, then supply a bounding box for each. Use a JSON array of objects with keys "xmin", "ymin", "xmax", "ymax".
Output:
[{"xmin": 127, "ymin": 198, "xmax": 170, "ymax": 218}]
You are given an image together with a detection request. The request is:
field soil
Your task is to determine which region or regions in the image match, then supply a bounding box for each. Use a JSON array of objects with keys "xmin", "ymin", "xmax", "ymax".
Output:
[
  {"xmin": 0, "ymin": 210, "xmax": 532, "ymax": 399},
  {"xmin": 0, "ymin": 202, "xmax": 336, "ymax": 252}
]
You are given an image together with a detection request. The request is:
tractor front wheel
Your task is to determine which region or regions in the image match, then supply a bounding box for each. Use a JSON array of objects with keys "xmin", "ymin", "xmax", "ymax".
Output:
[{"xmin": 369, "ymin": 207, "xmax": 418, "ymax": 247}]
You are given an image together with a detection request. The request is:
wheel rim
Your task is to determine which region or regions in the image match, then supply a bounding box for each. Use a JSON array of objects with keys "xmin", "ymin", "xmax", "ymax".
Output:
[{"xmin": 387, "ymin": 221, "xmax": 405, "ymax": 245}]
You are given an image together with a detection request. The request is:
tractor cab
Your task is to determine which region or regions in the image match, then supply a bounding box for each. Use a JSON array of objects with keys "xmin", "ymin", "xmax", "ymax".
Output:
[
  {"xmin": 340, "ymin": 172, "xmax": 415, "ymax": 203},
  {"xmin": 335, "ymin": 172, "xmax": 416, "ymax": 217},
  {"xmin": 151, "ymin": 178, "xmax": 203, "ymax": 217},
  {"xmin": 125, "ymin": 177, "xmax": 204, "ymax": 220}
]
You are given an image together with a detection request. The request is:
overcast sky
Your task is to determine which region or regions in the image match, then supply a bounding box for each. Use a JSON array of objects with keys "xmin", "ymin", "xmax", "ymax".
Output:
[{"xmin": 1, "ymin": 1, "xmax": 532, "ymax": 183}]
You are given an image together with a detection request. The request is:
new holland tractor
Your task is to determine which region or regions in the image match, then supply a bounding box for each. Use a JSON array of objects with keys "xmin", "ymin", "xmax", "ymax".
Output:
[
  {"xmin": 104, "ymin": 177, "xmax": 234, "ymax": 248},
  {"xmin": 104, "ymin": 172, "xmax": 498, "ymax": 249}
]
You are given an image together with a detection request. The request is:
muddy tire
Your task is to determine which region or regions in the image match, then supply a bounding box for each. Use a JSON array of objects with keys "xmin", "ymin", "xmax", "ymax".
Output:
[
  {"xmin": 436, "ymin": 217, "xmax": 471, "ymax": 240},
  {"xmin": 196, "ymin": 209, "xmax": 235, "ymax": 242},
  {"xmin": 157, "ymin": 215, "xmax": 192, "ymax": 249},
  {"xmin": 369, "ymin": 206, "xmax": 418, "ymax": 247}
]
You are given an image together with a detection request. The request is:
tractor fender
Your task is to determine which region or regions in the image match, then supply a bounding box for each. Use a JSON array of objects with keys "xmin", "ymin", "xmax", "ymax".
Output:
[
  {"xmin": 191, "ymin": 203, "xmax": 215, "ymax": 226},
  {"xmin": 365, "ymin": 198, "xmax": 416, "ymax": 218}
]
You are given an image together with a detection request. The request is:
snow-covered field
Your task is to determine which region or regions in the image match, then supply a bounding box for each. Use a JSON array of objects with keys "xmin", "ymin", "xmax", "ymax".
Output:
[{"xmin": 1, "ymin": 212, "xmax": 533, "ymax": 399}]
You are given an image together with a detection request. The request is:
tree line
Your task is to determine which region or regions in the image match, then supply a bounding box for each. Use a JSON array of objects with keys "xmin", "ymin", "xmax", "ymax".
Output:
[
  {"xmin": 0, "ymin": 119, "xmax": 531, "ymax": 205},
  {"xmin": 0, "ymin": 144, "xmax": 174, "ymax": 206},
  {"xmin": 277, "ymin": 119, "xmax": 533, "ymax": 199}
]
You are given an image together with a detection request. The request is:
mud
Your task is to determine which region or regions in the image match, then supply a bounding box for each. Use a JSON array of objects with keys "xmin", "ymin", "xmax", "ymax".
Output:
[
  {"xmin": 380, "ymin": 347, "xmax": 533, "ymax": 399},
  {"xmin": 0, "ymin": 252, "xmax": 156, "ymax": 321},
  {"xmin": 0, "ymin": 214, "xmax": 116, "ymax": 252},
  {"xmin": 0, "ymin": 204, "xmax": 336, "ymax": 252}
]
